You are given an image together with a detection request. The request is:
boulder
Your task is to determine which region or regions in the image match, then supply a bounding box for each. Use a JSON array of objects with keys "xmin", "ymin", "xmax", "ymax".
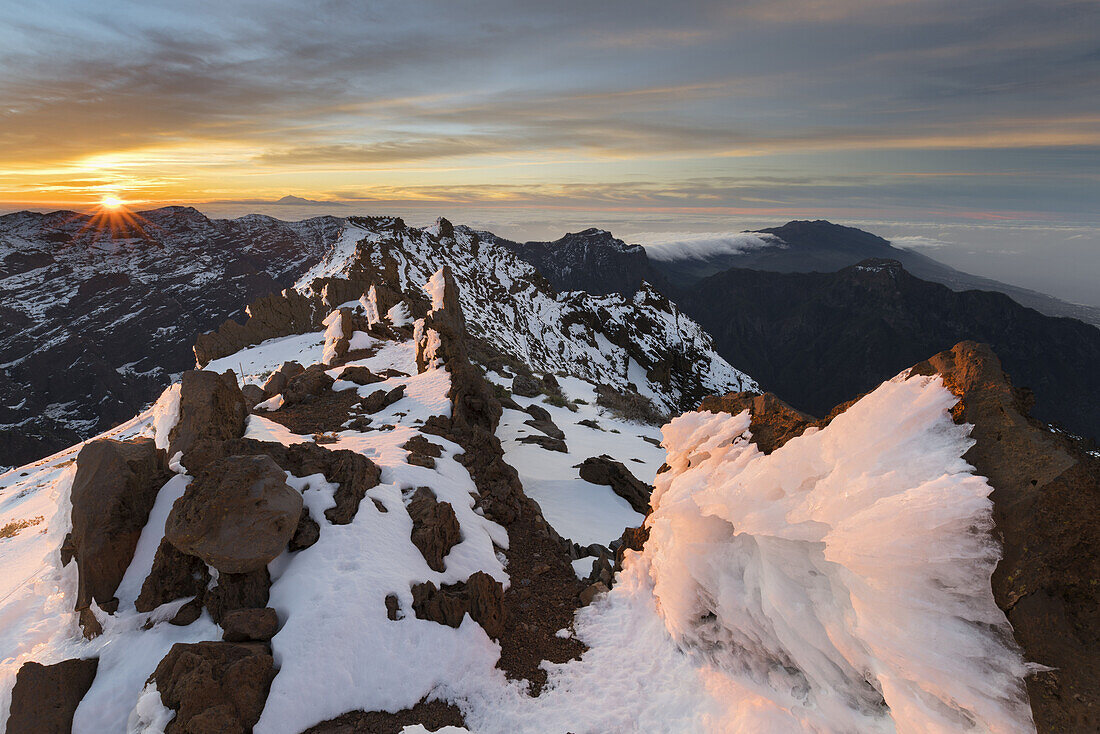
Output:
[
  {"xmin": 337, "ymin": 365, "xmax": 385, "ymax": 386},
  {"xmin": 150, "ymin": 641, "xmax": 275, "ymax": 734},
  {"xmin": 221, "ymin": 607, "xmax": 279, "ymax": 642},
  {"xmin": 164, "ymin": 455, "xmax": 302, "ymax": 574},
  {"xmin": 411, "ymin": 571, "xmax": 504, "ymax": 638},
  {"xmin": 168, "ymin": 370, "xmax": 247, "ymax": 471},
  {"xmin": 612, "ymin": 525, "xmax": 649, "ymax": 571},
  {"xmin": 511, "ymin": 374, "xmax": 541, "ymax": 398},
  {"xmin": 579, "ymin": 582, "xmax": 610, "ymax": 606},
  {"xmin": 524, "ymin": 418, "xmax": 565, "ymax": 441},
  {"xmin": 282, "ymin": 363, "xmax": 335, "ymax": 405},
  {"xmin": 69, "ymin": 438, "xmax": 171, "ymax": 625},
  {"xmin": 578, "ymin": 455, "xmax": 653, "ymax": 515},
  {"xmin": 204, "ymin": 569, "xmax": 271, "ymax": 625},
  {"xmin": 240, "ymin": 383, "xmax": 265, "ymax": 409},
  {"xmin": 517, "ymin": 435, "xmax": 568, "ymax": 453},
  {"xmin": 261, "ymin": 361, "xmax": 305, "ymax": 398},
  {"xmin": 288, "ymin": 507, "xmax": 320, "ymax": 551},
  {"xmin": 135, "ymin": 537, "xmax": 210, "ymax": 613},
  {"xmin": 407, "ymin": 487, "xmax": 462, "ymax": 572},
  {"xmin": 215, "ymin": 438, "xmax": 381, "ymax": 525},
  {"xmin": 359, "ymin": 384, "xmax": 406, "ymax": 414},
  {"xmin": 6, "ymin": 658, "xmax": 98, "ymax": 734}
]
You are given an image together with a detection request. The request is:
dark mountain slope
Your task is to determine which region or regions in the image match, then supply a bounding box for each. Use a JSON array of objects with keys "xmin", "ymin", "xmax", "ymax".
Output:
[
  {"xmin": 499, "ymin": 228, "xmax": 671, "ymax": 296},
  {"xmin": 677, "ymin": 258, "xmax": 1100, "ymax": 442},
  {"xmin": 0, "ymin": 207, "xmax": 342, "ymax": 466},
  {"xmin": 650, "ymin": 220, "xmax": 1100, "ymax": 326}
]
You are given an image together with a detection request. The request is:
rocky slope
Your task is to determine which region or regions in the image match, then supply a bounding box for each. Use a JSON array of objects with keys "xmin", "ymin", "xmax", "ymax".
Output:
[
  {"xmin": 675, "ymin": 258, "xmax": 1100, "ymax": 443},
  {"xmin": 250, "ymin": 215, "xmax": 754, "ymax": 416},
  {"xmin": 0, "ymin": 207, "xmax": 342, "ymax": 467}
]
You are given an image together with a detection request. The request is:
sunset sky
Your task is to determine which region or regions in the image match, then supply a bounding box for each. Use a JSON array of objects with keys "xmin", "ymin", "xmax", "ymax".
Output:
[{"xmin": 2, "ymin": 0, "xmax": 1098, "ymax": 302}]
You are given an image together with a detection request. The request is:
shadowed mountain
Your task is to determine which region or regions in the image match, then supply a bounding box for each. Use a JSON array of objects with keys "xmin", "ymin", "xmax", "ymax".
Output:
[
  {"xmin": 676, "ymin": 258, "xmax": 1100, "ymax": 442},
  {"xmin": 497, "ymin": 228, "xmax": 671, "ymax": 296},
  {"xmin": 0, "ymin": 206, "xmax": 341, "ymax": 467},
  {"xmin": 649, "ymin": 220, "xmax": 1100, "ymax": 326}
]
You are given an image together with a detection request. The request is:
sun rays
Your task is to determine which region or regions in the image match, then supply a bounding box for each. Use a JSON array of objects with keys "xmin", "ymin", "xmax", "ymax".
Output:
[{"xmin": 69, "ymin": 196, "xmax": 156, "ymax": 243}]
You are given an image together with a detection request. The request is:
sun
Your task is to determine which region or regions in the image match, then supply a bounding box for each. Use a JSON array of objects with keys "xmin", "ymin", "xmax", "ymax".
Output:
[{"xmin": 100, "ymin": 195, "xmax": 124, "ymax": 210}]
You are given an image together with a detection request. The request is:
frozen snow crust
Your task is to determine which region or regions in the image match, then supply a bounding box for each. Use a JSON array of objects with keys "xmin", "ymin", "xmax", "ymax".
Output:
[{"xmin": 640, "ymin": 371, "xmax": 1034, "ymax": 733}]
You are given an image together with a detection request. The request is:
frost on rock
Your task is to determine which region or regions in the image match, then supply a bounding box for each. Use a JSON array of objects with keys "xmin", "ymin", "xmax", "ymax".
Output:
[
  {"xmin": 321, "ymin": 309, "xmax": 345, "ymax": 365},
  {"xmin": 642, "ymin": 372, "xmax": 1034, "ymax": 733},
  {"xmin": 387, "ymin": 301, "xmax": 412, "ymax": 327},
  {"xmin": 149, "ymin": 384, "xmax": 181, "ymax": 453},
  {"xmin": 361, "ymin": 286, "xmax": 381, "ymax": 327},
  {"xmin": 126, "ymin": 682, "xmax": 174, "ymax": 733}
]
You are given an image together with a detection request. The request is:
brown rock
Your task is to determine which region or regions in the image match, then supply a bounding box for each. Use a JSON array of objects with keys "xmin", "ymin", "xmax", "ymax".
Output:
[
  {"xmin": 6, "ymin": 658, "xmax": 98, "ymax": 734},
  {"xmin": 613, "ymin": 525, "xmax": 649, "ymax": 571},
  {"xmin": 261, "ymin": 361, "xmax": 305, "ymax": 398},
  {"xmin": 407, "ymin": 487, "xmax": 462, "ymax": 572},
  {"xmin": 194, "ymin": 288, "xmax": 320, "ymax": 367},
  {"xmin": 289, "ymin": 506, "xmax": 321, "ymax": 551},
  {"xmin": 577, "ymin": 455, "xmax": 653, "ymax": 515},
  {"xmin": 165, "ymin": 455, "xmax": 302, "ymax": 574},
  {"xmin": 150, "ymin": 641, "xmax": 275, "ymax": 734},
  {"xmin": 910, "ymin": 341, "xmax": 1100, "ymax": 733},
  {"xmin": 402, "ymin": 434, "xmax": 443, "ymax": 458},
  {"xmin": 516, "ymin": 435, "xmax": 567, "ymax": 453},
  {"xmin": 337, "ymin": 365, "xmax": 385, "ymax": 385},
  {"xmin": 240, "ymin": 383, "xmax": 265, "ymax": 409},
  {"xmin": 69, "ymin": 438, "xmax": 171, "ymax": 626},
  {"xmin": 222, "ymin": 607, "xmax": 279, "ymax": 642},
  {"xmin": 204, "ymin": 568, "xmax": 271, "ymax": 625},
  {"xmin": 579, "ymin": 582, "xmax": 609, "ymax": 606},
  {"xmin": 511, "ymin": 374, "xmax": 541, "ymax": 398},
  {"xmin": 169, "ymin": 370, "xmax": 248, "ymax": 472},
  {"xmin": 359, "ymin": 384, "xmax": 406, "ymax": 414},
  {"xmin": 136, "ymin": 537, "xmax": 210, "ymax": 613},
  {"xmin": 215, "ymin": 438, "xmax": 381, "ymax": 525},
  {"xmin": 282, "ymin": 363, "xmax": 336, "ymax": 405},
  {"xmin": 321, "ymin": 448, "xmax": 382, "ymax": 525},
  {"xmin": 411, "ymin": 571, "xmax": 504, "ymax": 638},
  {"xmin": 698, "ymin": 392, "xmax": 817, "ymax": 454}
]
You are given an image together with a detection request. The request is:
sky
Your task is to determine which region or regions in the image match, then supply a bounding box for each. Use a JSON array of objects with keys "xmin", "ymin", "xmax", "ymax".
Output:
[{"xmin": 1, "ymin": 0, "xmax": 1098, "ymax": 305}]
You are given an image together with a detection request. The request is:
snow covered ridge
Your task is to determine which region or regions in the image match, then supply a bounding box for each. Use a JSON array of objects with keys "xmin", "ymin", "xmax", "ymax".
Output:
[{"xmin": 295, "ymin": 216, "xmax": 756, "ymax": 415}]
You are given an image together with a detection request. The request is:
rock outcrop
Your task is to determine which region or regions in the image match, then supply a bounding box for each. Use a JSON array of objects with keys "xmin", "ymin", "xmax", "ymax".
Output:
[
  {"xmin": 164, "ymin": 455, "xmax": 302, "ymax": 574},
  {"xmin": 67, "ymin": 437, "xmax": 171, "ymax": 632},
  {"xmin": 168, "ymin": 370, "xmax": 248, "ymax": 470},
  {"xmin": 407, "ymin": 487, "xmax": 462, "ymax": 572},
  {"xmin": 411, "ymin": 571, "xmax": 505, "ymax": 639},
  {"xmin": 697, "ymin": 392, "xmax": 817, "ymax": 454},
  {"xmin": 910, "ymin": 341, "xmax": 1100, "ymax": 733},
  {"xmin": 6, "ymin": 658, "xmax": 98, "ymax": 734},
  {"xmin": 577, "ymin": 455, "xmax": 653, "ymax": 515},
  {"xmin": 194, "ymin": 288, "xmax": 321, "ymax": 367},
  {"xmin": 150, "ymin": 641, "xmax": 276, "ymax": 734}
]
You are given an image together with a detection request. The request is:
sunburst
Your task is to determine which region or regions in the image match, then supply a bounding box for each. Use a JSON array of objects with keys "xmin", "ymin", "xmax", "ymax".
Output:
[{"xmin": 69, "ymin": 195, "xmax": 156, "ymax": 243}]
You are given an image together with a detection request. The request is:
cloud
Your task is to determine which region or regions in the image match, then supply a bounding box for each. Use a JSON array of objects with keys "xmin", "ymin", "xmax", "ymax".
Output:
[{"xmin": 637, "ymin": 231, "xmax": 784, "ymax": 261}]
